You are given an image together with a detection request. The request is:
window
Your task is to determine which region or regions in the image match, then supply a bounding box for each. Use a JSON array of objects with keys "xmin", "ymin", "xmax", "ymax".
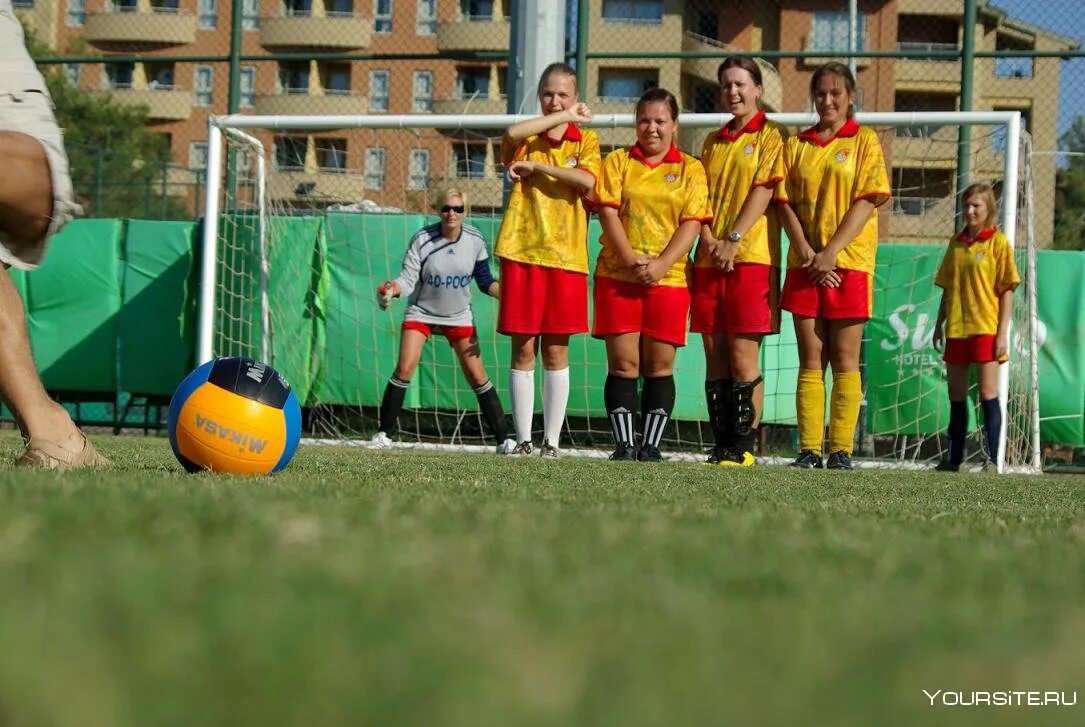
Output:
[
  {"xmin": 146, "ymin": 63, "xmax": 175, "ymax": 89},
  {"xmin": 12, "ymin": 0, "xmax": 34, "ymax": 9},
  {"xmin": 103, "ymin": 63, "xmax": 134, "ymax": 90},
  {"xmin": 374, "ymin": 0, "xmax": 392, "ymax": 32},
  {"xmin": 240, "ymin": 66, "xmax": 256, "ymax": 107},
  {"xmin": 417, "ymin": 0, "xmax": 436, "ymax": 34},
  {"xmin": 412, "ymin": 71, "xmax": 433, "ymax": 112},
  {"xmin": 408, "ymin": 149, "xmax": 430, "ymax": 190},
  {"xmin": 455, "ymin": 67, "xmax": 490, "ymax": 98},
  {"xmin": 284, "ymin": 0, "xmax": 311, "ymax": 16},
  {"xmin": 197, "ymin": 0, "xmax": 217, "ymax": 27},
  {"xmin": 369, "ymin": 70, "xmax": 389, "ymax": 111},
  {"xmin": 242, "ymin": 0, "xmax": 259, "ymax": 30},
  {"xmin": 328, "ymin": 0, "xmax": 352, "ymax": 15},
  {"xmin": 891, "ymin": 168, "xmax": 952, "ymax": 216},
  {"xmin": 598, "ymin": 69, "xmax": 656, "ymax": 102},
  {"xmin": 893, "ymin": 92, "xmax": 956, "ymax": 137},
  {"xmin": 66, "ymin": 0, "xmax": 85, "ymax": 26},
  {"xmin": 194, "ymin": 65, "xmax": 213, "ymax": 105},
  {"xmin": 63, "ymin": 64, "xmax": 83, "ymax": 88},
  {"xmin": 810, "ymin": 11, "xmax": 867, "ymax": 52},
  {"xmin": 601, "ymin": 0, "xmax": 662, "ymax": 25},
  {"xmin": 275, "ymin": 136, "xmax": 308, "ymax": 171},
  {"xmin": 280, "ymin": 62, "xmax": 311, "ymax": 94},
  {"xmin": 323, "ymin": 64, "xmax": 351, "ymax": 95},
  {"xmin": 151, "ymin": 0, "xmax": 179, "ymax": 12},
  {"xmin": 461, "ymin": 0, "xmax": 493, "ymax": 20},
  {"xmin": 189, "ymin": 142, "xmax": 209, "ymax": 171},
  {"xmin": 365, "ymin": 148, "xmax": 387, "ymax": 189},
  {"xmin": 453, "ymin": 144, "xmax": 486, "ymax": 178},
  {"xmin": 317, "ymin": 139, "xmax": 348, "ymax": 172},
  {"xmin": 235, "ymin": 148, "xmax": 256, "ymax": 182},
  {"xmin": 109, "ymin": 0, "xmax": 138, "ymax": 11}
]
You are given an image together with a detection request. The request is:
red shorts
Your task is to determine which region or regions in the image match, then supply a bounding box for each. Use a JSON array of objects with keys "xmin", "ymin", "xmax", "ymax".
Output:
[
  {"xmin": 781, "ymin": 268, "xmax": 872, "ymax": 320},
  {"xmin": 690, "ymin": 263, "xmax": 780, "ymax": 334},
  {"xmin": 402, "ymin": 320, "xmax": 476, "ymax": 341},
  {"xmin": 944, "ymin": 335, "xmax": 1004, "ymax": 365},
  {"xmin": 592, "ymin": 276, "xmax": 691, "ymax": 347},
  {"xmin": 497, "ymin": 259, "xmax": 588, "ymax": 336}
]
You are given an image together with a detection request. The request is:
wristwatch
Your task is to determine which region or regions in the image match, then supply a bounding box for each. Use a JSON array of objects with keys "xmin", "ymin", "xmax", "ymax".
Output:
[{"xmin": 727, "ymin": 231, "xmax": 742, "ymax": 243}]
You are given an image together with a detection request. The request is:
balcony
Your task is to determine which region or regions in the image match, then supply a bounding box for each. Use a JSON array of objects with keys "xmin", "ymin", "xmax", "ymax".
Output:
[
  {"xmin": 680, "ymin": 32, "xmax": 782, "ymax": 112},
  {"xmin": 888, "ymin": 195, "xmax": 956, "ymax": 241},
  {"xmin": 892, "ymin": 124, "xmax": 959, "ymax": 168},
  {"xmin": 436, "ymin": 18, "xmax": 510, "ymax": 52},
  {"xmin": 92, "ymin": 87, "xmax": 192, "ymax": 121},
  {"xmin": 436, "ymin": 175, "xmax": 503, "ymax": 209},
  {"xmin": 895, "ymin": 43, "xmax": 961, "ymax": 91},
  {"xmin": 268, "ymin": 170, "xmax": 367, "ymax": 204},
  {"xmin": 85, "ymin": 10, "xmax": 196, "ymax": 45},
  {"xmin": 254, "ymin": 92, "xmax": 369, "ymax": 116},
  {"xmin": 432, "ymin": 96, "xmax": 507, "ymax": 115},
  {"xmin": 261, "ymin": 15, "xmax": 372, "ymax": 49}
]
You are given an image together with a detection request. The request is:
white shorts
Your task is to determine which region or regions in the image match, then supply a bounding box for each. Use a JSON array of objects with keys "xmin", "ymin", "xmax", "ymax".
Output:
[{"xmin": 0, "ymin": 88, "xmax": 81, "ymax": 270}]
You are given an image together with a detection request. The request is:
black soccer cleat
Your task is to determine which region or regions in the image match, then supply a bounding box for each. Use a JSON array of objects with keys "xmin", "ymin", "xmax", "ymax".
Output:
[
  {"xmin": 637, "ymin": 444, "xmax": 664, "ymax": 462},
  {"xmin": 789, "ymin": 450, "xmax": 824, "ymax": 469},
  {"xmin": 609, "ymin": 444, "xmax": 638, "ymax": 461},
  {"xmin": 826, "ymin": 451, "xmax": 854, "ymax": 470},
  {"xmin": 935, "ymin": 459, "xmax": 962, "ymax": 472}
]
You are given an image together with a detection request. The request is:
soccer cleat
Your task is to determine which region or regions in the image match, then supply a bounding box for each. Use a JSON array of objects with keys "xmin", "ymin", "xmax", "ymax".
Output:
[
  {"xmin": 608, "ymin": 444, "xmax": 637, "ymax": 461},
  {"xmin": 539, "ymin": 440, "xmax": 559, "ymax": 458},
  {"xmin": 935, "ymin": 459, "xmax": 961, "ymax": 472},
  {"xmin": 637, "ymin": 444, "xmax": 664, "ymax": 462},
  {"xmin": 370, "ymin": 431, "xmax": 393, "ymax": 448},
  {"xmin": 496, "ymin": 438, "xmax": 518, "ymax": 455},
  {"xmin": 980, "ymin": 459, "xmax": 997, "ymax": 474},
  {"xmin": 703, "ymin": 446, "xmax": 724, "ymax": 466},
  {"xmin": 826, "ymin": 451, "xmax": 854, "ymax": 470},
  {"xmin": 789, "ymin": 450, "xmax": 823, "ymax": 469},
  {"xmin": 509, "ymin": 441, "xmax": 533, "ymax": 456},
  {"xmin": 717, "ymin": 448, "xmax": 755, "ymax": 467}
]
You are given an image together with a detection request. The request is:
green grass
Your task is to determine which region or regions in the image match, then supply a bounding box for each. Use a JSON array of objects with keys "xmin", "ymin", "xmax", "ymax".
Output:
[{"xmin": 0, "ymin": 433, "xmax": 1082, "ymax": 726}]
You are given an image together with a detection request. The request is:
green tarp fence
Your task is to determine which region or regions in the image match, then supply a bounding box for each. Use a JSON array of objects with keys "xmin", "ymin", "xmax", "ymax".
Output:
[{"xmin": 13, "ymin": 216, "xmax": 1085, "ymax": 445}]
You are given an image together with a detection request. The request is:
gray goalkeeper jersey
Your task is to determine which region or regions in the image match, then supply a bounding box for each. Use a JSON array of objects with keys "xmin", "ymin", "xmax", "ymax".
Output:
[{"xmin": 393, "ymin": 223, "xmax": 491, "ymax": 326}]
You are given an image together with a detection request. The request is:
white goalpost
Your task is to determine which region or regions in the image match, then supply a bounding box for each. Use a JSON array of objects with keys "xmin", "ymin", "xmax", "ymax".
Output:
[{"xmin": 199, "ymin": 110, "xmax": 1041, "ymax": 473}]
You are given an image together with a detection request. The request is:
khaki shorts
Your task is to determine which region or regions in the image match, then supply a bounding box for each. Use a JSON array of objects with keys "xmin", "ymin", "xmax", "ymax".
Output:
[{"xmin": 0, "ymin": 89, "xmax": 81, "ymax": 270}]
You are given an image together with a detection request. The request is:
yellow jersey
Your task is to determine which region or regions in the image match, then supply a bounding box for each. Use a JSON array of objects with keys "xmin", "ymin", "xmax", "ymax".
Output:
[
  {"xmin": 697, "ymin": 112, "xmax": 786, "ymax": 268},
  {"xmin": 935, "ymin": 228, "xmax": 1020, "ymax": 338},
  {"xmin": 776, "ymin": 119, "xmax": 890, "ymax": 273},
  {"xmin": 494, "ymin": 124, "xmax": 601, "ymax": 274},
  {"xmin": 594, "ymin": 143, "xmax": 711, "ymax": 288}
]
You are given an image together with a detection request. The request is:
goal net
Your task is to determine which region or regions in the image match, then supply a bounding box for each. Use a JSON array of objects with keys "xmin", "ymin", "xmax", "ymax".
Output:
[{"xmin": 199, "ymin": 111, "xmax": 1040, "ymax": 472}]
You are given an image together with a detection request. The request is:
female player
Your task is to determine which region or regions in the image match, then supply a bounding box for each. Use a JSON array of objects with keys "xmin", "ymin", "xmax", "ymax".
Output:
[
  {"xmin": 373, "ymin": 189, "xmax": 513, "ymax": 453},
  {"xmin": 932, "ymin": 183, "xmax": 1019, "ymax": 471},
  {"xmin": 776, "ymin": 62, "xmax": 890, "ymax": 470},
  {"xmin": 693, "ymin": 56, "xmax": 786, "ymax": 466},
  {"xmin": 495, "ymin": 62, "xmax": 599, "ymax": 458},
  {"xmin": 593, "ymin": 87, "xmax": 710, "ymax": 462}
]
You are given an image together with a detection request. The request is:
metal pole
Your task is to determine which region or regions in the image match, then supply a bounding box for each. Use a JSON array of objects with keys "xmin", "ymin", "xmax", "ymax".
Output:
[
  {"xmin": 848, "ymin": 0, "xmax": 858, "ymax": 83},
  {"xmin": 996, "ymin": 111, "xmax": 1022, "ymax": 475},
  {"xmin": 576, "ymin": 0, "xmax": 588, "ymax": 97},
  {"xmin": 955, "ymin": 0, "xmax": 978, "ymax": 223},
  {"xmin": 196, "ymin": 121, "xmax": 224, "ymax": 365}
]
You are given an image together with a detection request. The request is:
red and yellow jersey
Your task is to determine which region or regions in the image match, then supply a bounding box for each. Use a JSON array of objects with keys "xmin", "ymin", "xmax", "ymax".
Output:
[
  {"xmin": 935, "ymin": 227, "xmax": 1020, "ymax": 338},
  {"xmin": 494, "ymin": 124, "xmax": 601, "ymax": 274},
  {"xmin": 775, "ymin": 119, "xmax": 890, "ymax": 273},
  {"xmin": 697, "ymin": 112, "xmax": 786, "ymax": 268},
  {"xmin": 593, "ymin": 143, "xmax": 711, "ymax": 288}
]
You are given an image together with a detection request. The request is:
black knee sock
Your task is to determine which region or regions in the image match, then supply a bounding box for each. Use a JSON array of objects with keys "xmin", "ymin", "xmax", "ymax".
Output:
[
  {"xmin": 379, "ymin": 375, "xmax": 410, "ymax": 435},
  {"xmin": 705, "ymin": 378, "xmax": 730, "ymax": 451},
  {"xmin": 981, "ymin": 397, "xmax": 1002, "ymax": 463},
  {"xmin": 605, "ymin": 374, "xmax": 638, "ymax": 447},
  {"xmin": 947, "ymin": 399, "xmax": 967, "ymax": 465},
  {"xmin": 473, "ymin": 380, "xmax": 507, "ymax": 443},
  {"xmin": 641, "ymin": 375, "xmax": 676, "ymax": 449}
]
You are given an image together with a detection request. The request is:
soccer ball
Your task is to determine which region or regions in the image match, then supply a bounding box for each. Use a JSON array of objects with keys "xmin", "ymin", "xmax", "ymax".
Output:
[{"xmin": 167, "ymin": 357, "xmax": 301, "ymax": 474}]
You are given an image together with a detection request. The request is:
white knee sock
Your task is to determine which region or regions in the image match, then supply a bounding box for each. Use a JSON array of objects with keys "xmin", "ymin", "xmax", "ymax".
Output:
[
  {"xmin": 543, "ymin": 367, "xmax": 570, "ymax": 447},
  {"xmin": 509, "ymin": 368, "xmax": 535, "ymax": 444}
]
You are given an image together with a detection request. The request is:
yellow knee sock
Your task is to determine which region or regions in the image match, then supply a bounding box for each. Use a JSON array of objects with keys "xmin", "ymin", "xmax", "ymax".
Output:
[
  {"xmin": 828, "ymin": 371, "xmax": 863, "ymax": 455},
  {"xmin": 796, "ymin": 369, "xmax": 826, "ymax": 453}
]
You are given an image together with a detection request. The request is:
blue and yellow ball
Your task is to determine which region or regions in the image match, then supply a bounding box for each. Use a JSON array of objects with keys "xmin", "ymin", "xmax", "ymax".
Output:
[{"xmin": 167, "ymin": 357, "xmax": 301, "ymax": 475}]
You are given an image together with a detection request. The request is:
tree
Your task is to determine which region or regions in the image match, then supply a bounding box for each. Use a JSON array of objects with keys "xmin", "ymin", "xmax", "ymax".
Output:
[
  {"xmin": 1053, "ymin": 116, "xmax": 1085, "ymax": 250},
  {"xmin": 23, "ymin": 29, "xmax": 191, "ymax": 220}
]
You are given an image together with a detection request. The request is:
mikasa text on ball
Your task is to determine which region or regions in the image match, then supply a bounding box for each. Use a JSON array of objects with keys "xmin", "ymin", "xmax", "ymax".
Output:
[{"xmin": 168, "ymin": 357, "xmax": 301, "ymax": 474}]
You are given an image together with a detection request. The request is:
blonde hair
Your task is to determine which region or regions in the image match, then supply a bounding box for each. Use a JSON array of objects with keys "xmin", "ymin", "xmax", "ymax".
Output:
[
  {"xmin": 436, "ymin": 187, "xmax": 468, "ymax": 213},
  {"xmin": 961, "ymin": 182, "xmax": 999, "ymax": 229}
]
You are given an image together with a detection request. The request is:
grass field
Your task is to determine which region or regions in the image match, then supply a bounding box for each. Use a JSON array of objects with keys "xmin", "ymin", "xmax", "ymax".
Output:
[{"xmin": 0, "ymin": 432, "xmax": 1081, "ymax": 726}]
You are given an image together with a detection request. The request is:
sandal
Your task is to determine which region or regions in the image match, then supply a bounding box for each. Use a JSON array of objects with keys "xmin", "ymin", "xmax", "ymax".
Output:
[{"xmin": 15, "ymin": 433, "xmax": 110, "ymax": 470}]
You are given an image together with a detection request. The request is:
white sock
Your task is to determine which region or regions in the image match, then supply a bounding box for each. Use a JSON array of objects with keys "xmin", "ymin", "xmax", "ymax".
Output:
[
  {"xmin": 509, "ymin": 368, "xmax": 535, "ymax": 444},
  {"xmin": 542, "ymin": 367, "xmax": 570, "ymax": 447}
]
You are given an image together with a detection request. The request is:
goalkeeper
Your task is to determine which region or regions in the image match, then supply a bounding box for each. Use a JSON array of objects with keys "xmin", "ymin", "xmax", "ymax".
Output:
[{"xmin": 373, "ymin": 189, "xmax": 514, "ymax": 453}]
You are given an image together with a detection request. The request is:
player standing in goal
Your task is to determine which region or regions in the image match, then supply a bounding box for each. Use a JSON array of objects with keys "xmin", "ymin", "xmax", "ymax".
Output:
[
  {"xmin": 495, "ymin": 62, "xmax": 600, "ymax": 458},
  {"xmin": 932, "ymin": 183, "xmax": 1019, "ymax": 471},
  {"xmin": 0, "ymin": 1, "xmax": 109, "ymax": 469},
  {"xmin": 373, "ymin": 189, "xmax": 514, "ymax": 453},
  {"xmin": 693, "ymin": 56, "xmax": 785, "ymax": 467},
  {"xmin": 776, "ymin": 62, "xmax": 890, "ymax": 470},
  {"xmin": 593, "ymin": 88, "xmax": 710, "ymax": 462}
]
